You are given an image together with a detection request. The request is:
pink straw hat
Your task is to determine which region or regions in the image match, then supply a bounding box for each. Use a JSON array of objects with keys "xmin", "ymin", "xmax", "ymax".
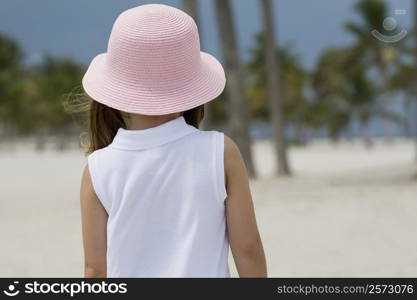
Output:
[{"xmin": 82, "ymin": 4, "xmax": 226, "ymax": 115}]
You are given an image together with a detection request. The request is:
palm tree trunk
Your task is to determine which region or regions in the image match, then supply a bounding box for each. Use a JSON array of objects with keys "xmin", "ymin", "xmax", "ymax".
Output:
[
  {"xmin": 182, "ymin": 0, "xmax": 199, "ymax": 21},
  {"xmin": 260, "ymin": 0, "xmax": 290, "ymax": 175},
  {"xmin": 360, "ymin": 119, "xmax": 373, "ymax": 149},
  {"xmin": 181, "ymin": 0, "xmax": 212, "ymax": 130},
  {"xmin": 214, "ymin": 0, "xmax": 255, "ymax": 176},
  {"xmin": 414, "ymin": 0, "xmax": 417, "ymax": 162},
  {"xmin": 403, "ymin": 98, "xmax": 411, "ymax": 137}
]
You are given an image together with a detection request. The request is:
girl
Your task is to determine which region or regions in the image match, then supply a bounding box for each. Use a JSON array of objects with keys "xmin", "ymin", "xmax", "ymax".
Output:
[{"xmin": 80, "ymin": 4, "xmax": 266, "ymax": 278}]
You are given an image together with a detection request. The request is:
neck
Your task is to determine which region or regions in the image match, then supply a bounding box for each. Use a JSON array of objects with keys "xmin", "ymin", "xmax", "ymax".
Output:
[{"xmin": 125, "ymin": 112, "xmax": 181, "ymax": 130}]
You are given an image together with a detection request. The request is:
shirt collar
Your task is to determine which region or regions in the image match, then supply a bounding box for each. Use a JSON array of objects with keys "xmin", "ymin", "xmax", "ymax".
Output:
[{"xmin": 110, "ymin": 116, "xmax": 197, "ymax": 150}]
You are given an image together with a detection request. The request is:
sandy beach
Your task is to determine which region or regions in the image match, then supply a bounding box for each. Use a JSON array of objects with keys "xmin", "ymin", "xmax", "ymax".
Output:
[{"xmin": 1, "ymin": 139, "xmax": 416, "ymax": 277}]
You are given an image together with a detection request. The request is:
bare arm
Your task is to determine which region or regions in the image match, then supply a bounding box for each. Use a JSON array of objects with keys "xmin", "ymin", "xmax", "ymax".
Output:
[
  {"xmin": 80, "ymin": 165, "xmax": 108, "ymax": 277},
  {"xmin": 224, "ymin": 136, "xmax": 267, "ymax": 277}
]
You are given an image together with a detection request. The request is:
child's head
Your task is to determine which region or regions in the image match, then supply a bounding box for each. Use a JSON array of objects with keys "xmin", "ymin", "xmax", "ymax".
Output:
[{"xmin": 72, "ymin": 4, "xmax": 225, "ymax": 153}]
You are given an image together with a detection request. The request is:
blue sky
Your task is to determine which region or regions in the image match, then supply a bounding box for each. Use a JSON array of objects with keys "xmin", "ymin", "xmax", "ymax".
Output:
[{"xmin": 0, "ymin": 0, "xmax": 413, "ymax": 70}]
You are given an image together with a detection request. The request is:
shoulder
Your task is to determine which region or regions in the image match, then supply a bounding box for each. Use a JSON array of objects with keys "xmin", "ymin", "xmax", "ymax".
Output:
[
  {"xmin": 189, "ymin": 130, "xmax": 242, "ymax": 168},
  {"xmin": 224, "ymin": 135, "xmax": 241, "ymax": 159},
  {"xmin": 87, "ymin": 145, "xmax": 111, "ymax": 158},
  {"xmin": 194, "ymin": 130, "xmax": 240, "ymax": 158},
  {"xmin": 86, "ymin": 147, "xmax": 112, "ymax": 183},
  {"xmin": 223, "ymin": 135, "xmax": 245, "ymax": 177},
  {"xmin": 87, "ymin": 145, "xmax": 113, "ymax": 165}
]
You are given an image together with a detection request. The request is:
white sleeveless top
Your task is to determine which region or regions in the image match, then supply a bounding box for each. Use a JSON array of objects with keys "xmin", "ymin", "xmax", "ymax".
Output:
[{"xmin": 87, "ymin": 116, "xmax": 229, "ymax": 277}]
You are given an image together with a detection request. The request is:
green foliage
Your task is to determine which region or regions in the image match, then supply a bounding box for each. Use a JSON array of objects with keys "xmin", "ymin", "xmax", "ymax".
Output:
[
  {"xmin": 247, "ymin": 33, "xmax": 308, "ymax": 124},
  {"xmin": 0, "ymin": 32, "xmax": 85, "ymax": 136},
  {"xmin": 308, "ymin": 0, "xmax": 406, "ymax": 139},
  {"xmin": 344, "ymin": 0, "xmax": 404, "ymax": 127},
  {"xmin": 347, "ymin": 0, "xmax": 387, "ymax": 36},
  {"xmin": 243, "ymin": 0, "xmax": 407, "ymax": 141},
  {"xmin": 208, "ymin": 92, "xmax": 228, "ymax": 123},
  {"xmin": 0, "ymin": 34, "xmax": 22, "ymax": 69},
  {"xmin": 388, "ymin": 25, "xmax": 417, "ymax": 96},
  {"xmin": 309, "ymin": 48, "xmax": 352, "ymax": 134},
  {"xmin": 310, "ymin": 47, "xmax": 376, "ymax": 138},
  {"xmin": 0, "ymin": 34, "xmax": 26, "ymax": 132},
  {"xmin": 26, "ymin": 56, "xmax": 85, "ymax": 132},
  {"xmin": 0, "ymin": 0, "xmax": 413, "ymax": 141}
]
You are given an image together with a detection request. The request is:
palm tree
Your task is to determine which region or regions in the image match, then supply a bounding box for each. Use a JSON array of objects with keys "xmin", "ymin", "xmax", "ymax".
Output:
[
  {"xmin": 181, "ymin": 0, "xmax": 199, "ymax": 22},
  {"xmin": 27, "ymin": 56, "xmax": 85, "ymax": 149},
  {"xmin": 214, "ymin": 0, "xmax": 255, "ymax": 176},
  {"xmin": 0, "ymin": 34, "xmax": 24, "ymax": 139},
  {"xmin": 414, "ymin": 0, "xmax": 417, "ymax": 160},
  {"xmin": 259, "ymin": 0, "xmax": 290, "ymax": 175},
  {"xmin": 389, "ymin": 0, "xmax": 417, "ymax": 161},
  {"xmin": 247, "ymin": 34, "xmax": 308, "ymax": 145},
  {"xmin": 345, "ymin": 0, "xmax": 403, "ymax": 143},
  {"xmin": 310, "ymin": 48, "xmax": 353, "ymax": 142},
  {"xmin": 181, "ymin": 0, "xmax": 212, "ymax": 130}
]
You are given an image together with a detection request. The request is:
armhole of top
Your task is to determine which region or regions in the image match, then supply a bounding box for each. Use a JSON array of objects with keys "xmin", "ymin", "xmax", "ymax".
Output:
[
  {"xmin": 214, "ymin": 132, "xmax": 228, "ymax": 204},
  {"xmin": 87, "ymin": 152, "xmax": 110, "ymax": 214}
]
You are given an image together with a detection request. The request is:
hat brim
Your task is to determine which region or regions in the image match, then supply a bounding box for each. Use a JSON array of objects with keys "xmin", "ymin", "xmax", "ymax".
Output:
[{"xmin": 82, "ymin": 51, "xmax": 226, "ymax": 115}]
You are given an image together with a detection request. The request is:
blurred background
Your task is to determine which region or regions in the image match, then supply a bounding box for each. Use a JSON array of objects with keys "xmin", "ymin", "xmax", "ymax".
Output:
[{"xmin": 0, "ymin": 0, "xmax": 416, "ymax": 277}]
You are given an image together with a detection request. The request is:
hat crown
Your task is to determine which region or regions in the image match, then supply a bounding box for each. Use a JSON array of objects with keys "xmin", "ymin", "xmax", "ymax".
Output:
[{"xmin": 106, "ymin": 4, "xmax": 201, "ymax": 84}]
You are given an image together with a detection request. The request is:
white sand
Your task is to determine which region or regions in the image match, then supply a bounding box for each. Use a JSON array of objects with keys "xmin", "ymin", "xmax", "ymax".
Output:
[{"xmin": 0, "ymin": 139, "xmax": 416, "ymax": 277}]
